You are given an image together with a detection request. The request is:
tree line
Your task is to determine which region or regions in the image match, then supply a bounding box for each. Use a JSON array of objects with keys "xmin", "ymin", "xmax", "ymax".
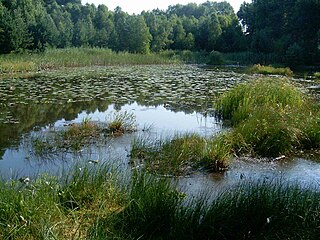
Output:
[{"xmin": 0, "ymin": 0, "xmax": 319, "ymax": 66}]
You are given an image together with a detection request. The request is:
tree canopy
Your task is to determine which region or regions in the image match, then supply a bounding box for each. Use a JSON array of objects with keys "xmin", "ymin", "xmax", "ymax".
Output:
[{"xmin": 0, "ymin": 0, "xmax": 319, "ymax": 66}]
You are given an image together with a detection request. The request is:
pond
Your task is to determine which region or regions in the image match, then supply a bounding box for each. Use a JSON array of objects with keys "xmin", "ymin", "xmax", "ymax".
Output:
[{"xmin": 0, "ymin": 65, "xmax": 320, "ymax": 191}]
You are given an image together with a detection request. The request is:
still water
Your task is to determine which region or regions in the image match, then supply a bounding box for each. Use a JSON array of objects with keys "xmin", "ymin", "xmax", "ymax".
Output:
[{"xmin": 0, "ymin": 65, "xmax": 319, "ymax": 190}]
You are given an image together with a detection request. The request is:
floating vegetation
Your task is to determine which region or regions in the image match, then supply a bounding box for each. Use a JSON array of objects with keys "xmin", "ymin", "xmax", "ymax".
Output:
[{"xmin": 247, "ymin": 64, "xmax": 293, "ymax": 76}]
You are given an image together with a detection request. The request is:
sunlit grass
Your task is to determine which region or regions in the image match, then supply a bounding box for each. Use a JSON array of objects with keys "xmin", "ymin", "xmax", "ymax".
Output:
[
  {"xmin": 0, "ymin": 47, "xmax": 181, "ymax": 76},
  {"xmin": 214, "ymin": 78, "xmax": 320, "ymax": 157},
  {"xmin": 247, "ymin": 64, "xmax": 293, "ymax": 76}
]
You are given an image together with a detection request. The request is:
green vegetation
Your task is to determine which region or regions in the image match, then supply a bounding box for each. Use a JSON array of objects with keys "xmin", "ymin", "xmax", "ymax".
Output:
[
  {"xmin": 1, "ymin": 0, "xmax": 319, "ymax": 66},
  {"xmin": 1, "ymin": 166, "xmax": 319, "ymax": 239},
  {"xmin": 0, "ymin": 164, "xmax": 125, "ymax": 239},
  {"xmin": 31, "ymin": 112, "xmax": 137, "ymax": 153},
  {"xmin": 106, "ymin": 111, "xmax": 137, "ymax": 135},
  {"xmin": 130, "ymin": 134, "xmax": 230, "ymax": 175},
  {"xmin": 0, "ymin": 48, "xmax": 180, "ymax": 74},
  {"xmin": 315, "ymin": 72, "xmax": 320, "ymax": 78},
  {"xmin": 247, "ymin": 64, "xmax": 293, "ymax": 76},
  {"xmin": 215, "ymin": 78, "xmax": 320, "ymax": 157}
]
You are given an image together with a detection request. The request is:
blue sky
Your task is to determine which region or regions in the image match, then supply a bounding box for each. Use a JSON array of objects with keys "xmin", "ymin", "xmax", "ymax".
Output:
[{"xmin": 82, "ymin": 0, "xmax": 245, "ymax": 14}]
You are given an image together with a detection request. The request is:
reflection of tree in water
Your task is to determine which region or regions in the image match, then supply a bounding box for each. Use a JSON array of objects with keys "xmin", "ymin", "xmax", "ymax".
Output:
[
  {"xmin": 0, "ymin": 65, "xmax": 245, "ymax": 158},
  {"xmin": 0, "ymin": 100, "xmax": 111, "ymax": 156}
]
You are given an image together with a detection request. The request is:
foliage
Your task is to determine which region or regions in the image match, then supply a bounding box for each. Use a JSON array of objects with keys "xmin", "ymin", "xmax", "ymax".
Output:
[
  {"xmin": 0, "ymin": 1, "xmax": 244, "ymax": 54},
  {"xmin": 314, "ymin": 72, "xmax": 320, "ymax": 78},
  {"xmin": 94, "ymin": 175, "xmax": 320, "ymax": 240},
  {"xmin": 130, "ymin": 134, "xmax": 207, "ymax": 175},
  {"xmin": 238, "ymin": 0, "xmax": 320, "ymax": 66},
  {"xmin": 106, "ymin": 111, "xmax": 137, "ymax": 135}
]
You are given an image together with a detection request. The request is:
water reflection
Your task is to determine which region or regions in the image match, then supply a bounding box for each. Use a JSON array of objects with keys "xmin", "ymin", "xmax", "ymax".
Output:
[{"xmin": 0, "ymin": 102, "xmax": 219, "ymax": 178}]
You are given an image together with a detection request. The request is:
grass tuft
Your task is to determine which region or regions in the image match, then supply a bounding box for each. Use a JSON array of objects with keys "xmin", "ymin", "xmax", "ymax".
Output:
[
  {"xmin": 106, "ymin": 111, "xmax": 137, "ymax": 135},
  {"xmin": 247, "ymin": 64, "xmax": 293, "ymax": 76},
  {"xmin": 214, "ymin": 78, "xmax": 320, "ymax": 157}
]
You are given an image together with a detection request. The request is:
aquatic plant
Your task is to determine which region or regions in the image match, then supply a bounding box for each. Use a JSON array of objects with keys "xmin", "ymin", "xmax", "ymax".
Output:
[
  {"xmin": 247, "ymin": 64, "xmax": 293, "ymax": 76},
  {"xmin": 93, "ymin": 175, "xmax": 320, "ymax": 240},
  {"xmin": 106, "ymin": 111, "xmax": 137, "ymax": 135},
  {"xmin": 130, "ymin": 134, "xmax": 208, "ymax": 175},
  {"xmin": 215, "ymin": 78, "xmax": 320, "ymax": 157},
  {"xmin": 215, "ymin": 78, "xmax": 306, "ymax": 125},
  {"xmin": 131, "ymin": 133, "xmax": 233, "ymax": 175}
]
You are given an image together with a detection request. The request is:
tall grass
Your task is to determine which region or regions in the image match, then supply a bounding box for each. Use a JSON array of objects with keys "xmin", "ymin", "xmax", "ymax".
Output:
[
  {"xmin": 247, "ymin": 64, "xmax": 293, "ymax": 76},
  {"xmin": 92, "ymin": 174, "xmax": 320, "ymax": 240},
  {"xmin": 131, "ymin": 134, "xmax": 207, "ymax": 175},
  {"xmin": 0, "ymin": 47, "xmax": 181, "ymax": 75},
  {"xmin": 214, "ymin": 78, "xmax": 320, "ymax": 157},
  {"xmin": 0, "ymin": 164, "xmax": 125, "ymax": 239},
  {"xmin": 1, "ymin": 166, "xmax": 320, "ymax": 239}
]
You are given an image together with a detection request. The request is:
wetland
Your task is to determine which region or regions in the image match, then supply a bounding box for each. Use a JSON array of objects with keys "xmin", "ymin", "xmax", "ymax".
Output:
[
  {"xmin": 1, "ymin": 64, "xmax": 320, "ymax": 186},
  {"xmin": 1, "ymin": 63, "xmax": 320, "ymax": 239}
]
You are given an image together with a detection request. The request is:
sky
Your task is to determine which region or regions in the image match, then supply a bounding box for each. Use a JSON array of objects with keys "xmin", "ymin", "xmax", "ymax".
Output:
[{"xmin": 82, "ymin": 1, "xmax": 245, "ymax": 14}]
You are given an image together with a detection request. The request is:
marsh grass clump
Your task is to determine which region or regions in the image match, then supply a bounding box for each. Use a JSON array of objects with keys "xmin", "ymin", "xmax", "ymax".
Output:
[
  {"xmin": 106, "ymin": 111, "xmax": 137, "ymax": 135},
  {"xmin": 202, "ymin": 132, "xmax": 235, "ymax": 171},
  {"xmin": 61, "ymin": 118, "xmax": 101, "ymax": 150},
  {"xmin": 247, "ymin": 64, "xmax": 293, "ymax": 76},
  {"xmin": 90, "ymin": 173, "xmax": 183, "ymax": 239},
  {"xmin": 131, "ymin": 134, "xmax": 232, "ymax": 175},
  {"xmin": 131, "ymin": 134, "xmax": 207, "ymax": 175},
  {"xmin": 0, "ymin": 164, "xmax": 125, "ymax": 239},
  {"xmin": 215, "ymin": 78, "xmax": 306, "ymax": 125},
  {"xmin": 94, "ymin": 176, "xmax": 320, "ymax": 240},
  {"xmin": 215, "ymin": 78, "xmax": 320, "ymax": 157}
]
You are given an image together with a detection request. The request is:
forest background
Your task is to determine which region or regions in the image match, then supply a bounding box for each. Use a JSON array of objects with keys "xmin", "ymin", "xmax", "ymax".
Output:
[{"xmin": 0, "ymin": 0, "xmax": 319, "ymax": 66}]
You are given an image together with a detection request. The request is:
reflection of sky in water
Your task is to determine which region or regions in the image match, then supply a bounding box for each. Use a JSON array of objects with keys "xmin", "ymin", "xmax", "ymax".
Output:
[
  {"xmin": 0, "ymin": 102, "xmax": 220, "ymax": 178},
  {"xmin": 55, "ymin": 102, "xmax": 220, "ymax": 136},
  {"xmin": 1, "ymin": 102, "xmax": 320, "ymax": 193}
]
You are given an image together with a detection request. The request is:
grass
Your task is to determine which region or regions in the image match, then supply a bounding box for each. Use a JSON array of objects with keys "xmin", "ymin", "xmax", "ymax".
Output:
[
  {"xmin": 130, "ymin": 133, "xmax": 230, "ymax": 175},
  {"xmin": 214, "ymin": 78, "xmax": 320, "ymax": 157},
  {"xmin": 105, "ymin": 111, "xmax": 137, "ymax": 136},
  {"xmin": 92, "ymin": 173, "xmax": 320, "ymax": 240},
  {"xmin": 247, "ymin": 64, "xmax": 293, "ymax": 76},
  {"xmin": 31, "ymin": 112, "xmax": 137, "ymax": 154},
  {"xmin": 0, "ymin": 47, "xmax": 181, "ymax": 75},
  {"xmin": 314, "ymin": 72, "xmax": 320, "ymax": 78},
  {"xmin": 0, "ymin": 164, "xmax": 125, "ymax": 239},
  {"xmin": 1, "ymin": 165, "xmax": 320, "ymax": 239}
]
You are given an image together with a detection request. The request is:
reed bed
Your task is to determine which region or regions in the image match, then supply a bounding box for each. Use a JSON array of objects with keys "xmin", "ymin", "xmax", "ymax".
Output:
[{"xmin": 0, "ymin": 48, "xmax": 180, "ymax": 75}]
